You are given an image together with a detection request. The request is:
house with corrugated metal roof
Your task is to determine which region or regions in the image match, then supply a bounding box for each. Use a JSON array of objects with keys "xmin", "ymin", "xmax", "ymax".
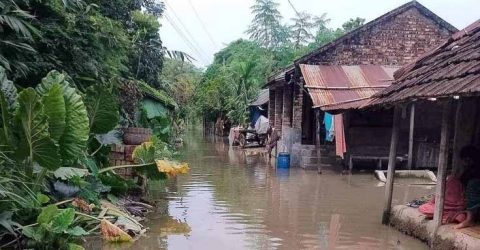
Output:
[
  {"xmin": 265, "ymin": 1, "xmax": 457, "ymax": 170},
  {"xmin": 359, "ymin": 19, "xmax": 480, "ymax": 249}
]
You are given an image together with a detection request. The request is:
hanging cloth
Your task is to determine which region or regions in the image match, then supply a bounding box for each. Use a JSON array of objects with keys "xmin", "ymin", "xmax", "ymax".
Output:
[{"xmin": 323, "ymin": 112, "xmax": 335, "ymax": 142}]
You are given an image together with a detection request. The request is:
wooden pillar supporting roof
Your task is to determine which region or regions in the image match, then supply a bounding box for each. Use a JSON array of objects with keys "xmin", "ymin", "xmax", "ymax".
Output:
[
  {"xmin": 432, "ymin": 100, "xmax": 452, "ymax": 244},
  {"xmin": 407, "ymin": 103, "xmax": 416, "ymax": 170},
  {"xmin": 315, "ymin": 109, "xmax": 322, "ymax": 174},
  {"xmin": 382, "ymin": 106, "xmax": 401, "ymax": 225}
]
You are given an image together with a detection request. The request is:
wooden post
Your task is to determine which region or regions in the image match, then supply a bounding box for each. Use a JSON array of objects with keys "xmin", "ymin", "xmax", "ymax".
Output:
[
  {"xmin": 382, "ymin": 106, "xmax": 401, "ymax": 225},
  {"xmin": 432, "ymin": 101, "xmax": 452, "ymax": 242},
  {"xmin": 315, "ymin": 109, "xmax": 322, "ymax": 173},
  {"xmin": 407, "ymin": 103, "xmax": 415, "ymax": 170},
  {"xmin": 452, "ymin": 100, "xmax": 463, "ymax": 174}
]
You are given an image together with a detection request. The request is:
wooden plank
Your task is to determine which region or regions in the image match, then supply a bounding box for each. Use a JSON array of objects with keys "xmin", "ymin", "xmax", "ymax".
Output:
[
  {"xmin": 432, "ymin": 101, "xmax": 452, "ymax": 239},
  {"xmin": 407, "ymin": 103, "xmax": 416, "ymax": 169},
  {"xmin": 382, "ymin": 106, "xmax": 401, "ymax": 225}
]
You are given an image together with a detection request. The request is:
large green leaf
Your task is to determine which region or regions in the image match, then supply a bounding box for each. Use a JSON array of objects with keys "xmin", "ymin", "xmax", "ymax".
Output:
[
  {"xmin": 41, "ymin": 83, "xmax": 66, "ymax": 142},
  {"xmin": 36, "ymin": 70, "xmax": 89, "ymax": 162},
  {"xmin": 85, "ymin": 85, "xmax": 119, "ymax": 134},
  {"xmin": 16, "ymin": 88, "xmax": 60, "ymax": 170},
  {"xmin": 58, "ymin": 85, "xmax": 89, "ymax": 163}
]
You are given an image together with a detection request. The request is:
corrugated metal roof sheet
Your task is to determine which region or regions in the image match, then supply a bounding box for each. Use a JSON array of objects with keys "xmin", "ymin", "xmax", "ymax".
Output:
[
  {"xmin": 368, "ymin": 19, "xmax": 480, "ymax": 107},
  {"xmin": 300, "ymin": 64, "xmax": 398, "ymax": 110},
  {"xmin": 249, "ymin": 89, "xmax": 269, "ymax": 107}
]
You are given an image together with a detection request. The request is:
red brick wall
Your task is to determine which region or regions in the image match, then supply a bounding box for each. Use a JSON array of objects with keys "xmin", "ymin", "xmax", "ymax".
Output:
[{"xmin": 306, "ymin": 8, "xmax": 452, "ymax": 66}]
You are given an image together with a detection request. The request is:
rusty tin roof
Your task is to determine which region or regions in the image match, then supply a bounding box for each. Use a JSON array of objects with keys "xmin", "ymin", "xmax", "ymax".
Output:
[
  {"xmin": 299, "ymin": 64, "xmax": 398, "ymax": 110},
  {"xmin": 368, "ymin": 19, "xmax": 480, "ymax": 107}
]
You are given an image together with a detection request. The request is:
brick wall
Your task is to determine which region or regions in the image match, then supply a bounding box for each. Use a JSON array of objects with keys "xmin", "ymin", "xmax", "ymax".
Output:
[
  {"xmin": 292, "ymin": 83, "xmax": 303, "ymax": 129},
  {"xmin": 282, "ymin": 84, "xmax": 293, "ymax": 127},
  {"xmin": 268, "ymin": 89, "xmax": 276, "ymax": 127},
  {"xmin": 306, "ymin": 8, "xmax": 452, "ymax": 66},
  {"xmin": 274, "ymin": 87, "xmax": 284, "ymax": 132}
]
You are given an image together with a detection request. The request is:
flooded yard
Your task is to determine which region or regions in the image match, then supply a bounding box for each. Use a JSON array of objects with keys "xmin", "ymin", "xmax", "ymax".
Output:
[{"xmin": 121, "ymin": 133, "xmax": 432, "ymax": 249}]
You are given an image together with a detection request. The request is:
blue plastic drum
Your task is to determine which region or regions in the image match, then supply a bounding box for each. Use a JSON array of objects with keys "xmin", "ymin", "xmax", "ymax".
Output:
[{"xmin": 277, "ymin": 153, "xmax": 291, "ymax": 169}]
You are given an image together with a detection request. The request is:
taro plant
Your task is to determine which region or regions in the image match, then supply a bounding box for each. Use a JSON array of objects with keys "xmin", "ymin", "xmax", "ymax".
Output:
[{"xmin": 0, "ymin": 68, "xmax": 90, "ymax": 183}]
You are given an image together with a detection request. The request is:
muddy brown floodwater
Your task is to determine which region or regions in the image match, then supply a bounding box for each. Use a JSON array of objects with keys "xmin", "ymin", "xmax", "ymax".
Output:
[{"xmin": 108, "ymin": 132, "xmax": 433, "ymax": 250}]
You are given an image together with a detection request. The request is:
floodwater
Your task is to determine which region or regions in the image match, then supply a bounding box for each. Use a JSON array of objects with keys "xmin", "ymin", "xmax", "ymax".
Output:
[{"xmin": 112, "ymin": 132, "xmax": 433, "ymax": 250}]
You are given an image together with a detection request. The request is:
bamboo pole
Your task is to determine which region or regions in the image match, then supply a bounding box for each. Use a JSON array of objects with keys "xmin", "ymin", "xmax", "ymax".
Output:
[
  {"xmin": 315, "ymin": 109, "xmax": 322, "ymax": 173},
  {"xmin": 432, "ymin": 100, "xmax": 452, "ymax": 243},
  {"xmin": 382, "ymin": 106, "xmax": 401, "ymax": 225},
  {"xmin": 407, "ymin": 103, "xmax": 416, "ymax": 170},
  {"xmin": 452, "ymin": 100, "xmax": 463, "ymax": 174}
]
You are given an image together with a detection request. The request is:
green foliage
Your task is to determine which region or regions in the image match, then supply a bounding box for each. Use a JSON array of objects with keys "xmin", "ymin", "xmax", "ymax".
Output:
[
  {"xmin": 85, "ymin": 84, "xmax": 119, "ymax": 134},
  {"xmin": 246, "ymin": 0, "xmax": 285, "ymax": 49},
  {"xmin": 16, "ymin": 88, "xmax": 61, "ymax": 172},
  {"xmin": 342, "ymin": 17, "xmax": 366, "ymax": 32},
  {"xmin": 23, "ymin": 205, "xmax": 86, "ymax": 249}
]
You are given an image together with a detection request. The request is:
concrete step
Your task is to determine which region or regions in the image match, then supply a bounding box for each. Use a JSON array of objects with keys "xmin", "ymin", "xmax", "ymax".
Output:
[
  {"xmin": 300, "ymin": 163, "xmax": 335, "ymax": 170},
  {"xmin": 301, "ymin": 148, "xmax": 337, "ymax": 157},
  {"xmin": 301, "ymin": 156, "xmax": 337, "ymax": 165}
]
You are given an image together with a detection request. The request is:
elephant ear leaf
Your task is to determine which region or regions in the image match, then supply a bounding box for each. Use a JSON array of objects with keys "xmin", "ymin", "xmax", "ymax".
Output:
[
  {"xmin": 85, "ymin": 85, "xmax": 119, "ymax": 134},
  {"xmin": 59, "ymin": 85, "xmax": 89, "ymax": 163},
  {"xmin": 16, "ymin": 88, "xmax": 60, "ymax": 170},
  {"xmin": 36, "ymin": 70, "xmax": 67, "ymax": 95},
  {"xmin": 39, "ymin": 83, "xmax": 66, "ymax": 142}
]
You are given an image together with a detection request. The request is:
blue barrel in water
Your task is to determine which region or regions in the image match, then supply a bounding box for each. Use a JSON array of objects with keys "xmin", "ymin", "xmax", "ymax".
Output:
[{"xmin": 277, "ymin": 153, "xmax": 290, "ymax": 168}]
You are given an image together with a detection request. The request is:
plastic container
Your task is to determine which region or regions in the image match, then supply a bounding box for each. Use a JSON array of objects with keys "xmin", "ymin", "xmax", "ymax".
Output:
[{"xmin": 277, "ymin": 153, "xmax": 291, "ymax": 169}]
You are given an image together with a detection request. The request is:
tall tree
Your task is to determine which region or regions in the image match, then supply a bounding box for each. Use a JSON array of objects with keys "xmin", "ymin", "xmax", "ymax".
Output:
[
  {"xmin": 342, "ymin": 17, "xmax": 365, "ymax": 32},
  {"xmin": 246, "ymin": 0, "xmax": 284, "ymax": 49},
  {"xmin": 289, "ymin": 12, "xmax": 315, "ymax": 48}
]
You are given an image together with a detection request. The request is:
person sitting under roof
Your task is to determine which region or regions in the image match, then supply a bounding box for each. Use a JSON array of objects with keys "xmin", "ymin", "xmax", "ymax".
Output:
[
  {"xmin": 453, "ymin": 146, "xmax": 480, "ymax": 229},
  {"xmin": 419, "ymin": 146, "xmax": 480, "ymax": 228}
]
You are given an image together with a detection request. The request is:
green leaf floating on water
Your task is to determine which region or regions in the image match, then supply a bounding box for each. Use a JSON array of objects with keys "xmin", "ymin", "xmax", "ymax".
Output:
[
  {"xmin": 16, "ymin": 88, "xmax": 60, "ymax": 170},
  {"xmin": 68, "ymin": 243, "xmax": 86, "ymax": 250}
]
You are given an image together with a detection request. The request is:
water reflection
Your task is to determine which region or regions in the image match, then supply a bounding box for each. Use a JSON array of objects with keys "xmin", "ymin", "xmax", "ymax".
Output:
[{"xmin": 125, "ymin": 133, "xmax": 429, "ymax": 250}]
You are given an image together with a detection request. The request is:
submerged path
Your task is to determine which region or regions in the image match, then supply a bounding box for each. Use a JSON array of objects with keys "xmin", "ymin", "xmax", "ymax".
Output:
[{"xmin": 129, "ymin": 132, "xmax": 431, "ymax": 249}]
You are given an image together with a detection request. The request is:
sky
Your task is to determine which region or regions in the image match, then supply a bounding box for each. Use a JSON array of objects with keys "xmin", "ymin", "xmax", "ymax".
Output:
[{"xmin": 159, "ymin": 0, "xmax": 479, "ymax": 68}]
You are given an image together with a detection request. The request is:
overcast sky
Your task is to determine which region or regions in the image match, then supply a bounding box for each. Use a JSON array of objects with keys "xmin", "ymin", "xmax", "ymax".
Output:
[{"xmin": 160, "ymin": 0, "xmax": 479, "ymax": 68}]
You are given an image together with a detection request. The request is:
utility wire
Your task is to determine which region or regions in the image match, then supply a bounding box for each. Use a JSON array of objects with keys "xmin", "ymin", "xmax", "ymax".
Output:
[
  {"xmin": 186, "ymin": 0, "xmax": 220, "ymax": 50},
  {"xmin": 164, "ymin": 13, "xmax": 209, "ymax": 64},
  {"xmin": 164, "ymin": 0, "xmax": 210, "ymax": 61}
]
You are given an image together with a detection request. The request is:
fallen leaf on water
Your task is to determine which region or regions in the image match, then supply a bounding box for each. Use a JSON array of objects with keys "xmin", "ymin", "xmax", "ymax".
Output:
[
  {"xmin": 155, "ymin": 160, "xmax": 190, "ymax": 178},
  {"xmin": 100, "ymin": 219, "xmax": 133, "ymax": 242}
]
